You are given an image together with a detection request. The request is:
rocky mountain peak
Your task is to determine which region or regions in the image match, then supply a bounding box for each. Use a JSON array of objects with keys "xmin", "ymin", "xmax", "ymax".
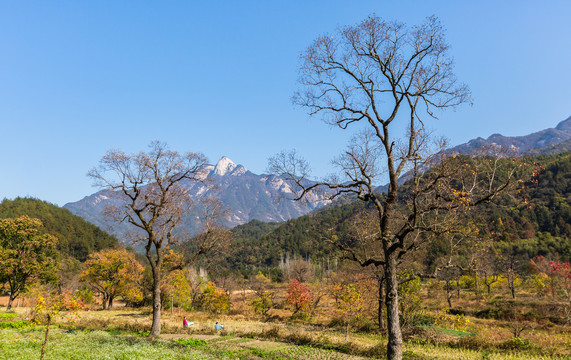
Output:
[{"xmin": 214, "ymin": 156, "xmax": 237, "ymax": 176}]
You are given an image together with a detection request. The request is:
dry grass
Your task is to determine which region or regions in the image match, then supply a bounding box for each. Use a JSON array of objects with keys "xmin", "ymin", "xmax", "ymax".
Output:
[{"xmin": 2, "ymin": 282, "xmax": 569, "ymax": 359}]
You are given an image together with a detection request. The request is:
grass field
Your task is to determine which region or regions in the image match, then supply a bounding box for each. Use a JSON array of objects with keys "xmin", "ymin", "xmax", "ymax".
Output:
[{"xmin": 0, "ymin": 305, "xmax": 569, "ymax": 360}]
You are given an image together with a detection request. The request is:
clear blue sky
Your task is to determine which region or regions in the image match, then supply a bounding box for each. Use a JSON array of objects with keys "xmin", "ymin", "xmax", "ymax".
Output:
[{"xmin": 1, "ymin": 1, "xmax": 570, "ymax": 206}]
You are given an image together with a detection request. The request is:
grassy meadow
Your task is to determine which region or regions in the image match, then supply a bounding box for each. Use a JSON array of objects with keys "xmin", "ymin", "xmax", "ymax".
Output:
[{"xmin": 1, "ymin": 283, "xmax": 569, "ymax": 360}]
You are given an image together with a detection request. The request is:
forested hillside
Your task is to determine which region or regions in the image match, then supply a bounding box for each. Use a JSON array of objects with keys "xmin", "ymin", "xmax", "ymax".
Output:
[
  {"xmin": 0, "ymin": 197, "xmax": 118, "ymax": 261},
  {"xmin": 477, "ymin": 152, "xmax": 570, "ymax": 253},
  {"xmin": 222, "ymin": 201, "xmax": 364, "ymax": 271},
  {"xmin": 222, "ymin": 152, "xmax": 571, "ymax": 271}
]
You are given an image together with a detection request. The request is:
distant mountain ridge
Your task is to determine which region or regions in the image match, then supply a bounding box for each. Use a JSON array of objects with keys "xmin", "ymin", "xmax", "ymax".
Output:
[
  {"xmin": 450, "ymin": 116, "xmax": 571, "ymax": 155},
  {"xmin": 64, "ymin": 157, "xmax": 332, "ymax": 242},
  {"xmin": 64, "ymin": 115, "xmax": 571, "ymax": 243}
]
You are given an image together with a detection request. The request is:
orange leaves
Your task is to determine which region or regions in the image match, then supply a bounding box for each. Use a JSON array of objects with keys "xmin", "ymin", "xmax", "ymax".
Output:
[
  {"xmin": 80, "ymin": 248, "xmax": 143, "ymax": 307},
  {"xmin": 34, "ymin": 290, "xmax": 85, "ymax": 325}
]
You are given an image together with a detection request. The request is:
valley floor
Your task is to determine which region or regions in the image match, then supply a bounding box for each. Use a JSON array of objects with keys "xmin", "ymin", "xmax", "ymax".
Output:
[{"xmin": 0, "ymin": 306, "xmax": 569, "ymax": 360}]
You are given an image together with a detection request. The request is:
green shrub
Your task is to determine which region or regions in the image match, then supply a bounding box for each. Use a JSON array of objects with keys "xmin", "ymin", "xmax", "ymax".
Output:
[
  {"xmin": 173, "ymin": 338, "xmax": 207, "ymax": 348},
  {"xmin": 75, "ymin": 287, "xmax": 94, "ymax": 304},
  {"xmin": 503, "ymin": 336, "xmax": 532, "ymax": 350},
  {"xmin": 0, "ymin": 320, "xmax": 29, "ymax": 329}
]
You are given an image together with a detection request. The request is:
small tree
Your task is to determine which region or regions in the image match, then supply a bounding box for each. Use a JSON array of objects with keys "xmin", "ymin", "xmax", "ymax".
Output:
[
  {"xmin": 530, "ymin": 256, "xmax": 571, "ymax": 301},
  {"xmin": 89, "ymin": 141, "xmax": 229, "ymax": 336},
  {"xmin": 33, "ymin": 289, "xmax": 84, "ymax": 360},
  {"xmin": 250, "ymin": 273, "xmax": 275, "ymax": 319},
  {"xmin": 289, "ymin": 259, "xmax": 314, "ymax": 283},
  {"xmin": 334, "ymin": 283, "xmax": 365, "ymax": 342},
  {"xmin": 0, "ymin": 216, "xmax": 58, "ymax": 310},
  {"xmin": 200, "ymin": 281, "xmax": 230, "ymax": 313},
  {"xmin": 80, "ymin": 248, "xmax": 144, "ymax": 309},
  {"xmin": 162, "ymin": 269, "xmax": 192, "ymax": 311},
  {"xmin": 286, "ymin": 279, "xmax": 312, "ymax": 317}
]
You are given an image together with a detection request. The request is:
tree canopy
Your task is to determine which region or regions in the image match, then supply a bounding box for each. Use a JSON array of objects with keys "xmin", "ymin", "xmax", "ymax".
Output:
[{"xmin": 0, "ymin": 216, "xmax": 58, "ymax": 310}]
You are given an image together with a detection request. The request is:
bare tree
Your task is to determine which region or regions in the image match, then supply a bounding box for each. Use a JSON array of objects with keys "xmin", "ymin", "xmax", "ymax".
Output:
[
  {"xmin": 270, "ymin": 15, "xmax": 523, "ymax": 360},
  {"xmin": 88, "ymin": 141, "xmax": 228, "ymax": 336},
  {"xmin": 289, "ymin": 259, "xmax": 314, "ymax": 283}
]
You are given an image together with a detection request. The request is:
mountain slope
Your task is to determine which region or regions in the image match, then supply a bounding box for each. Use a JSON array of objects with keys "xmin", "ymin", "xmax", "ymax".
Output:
[
  {"xmin": 219, "ymin": 152, "xmax": 571, "ymax": 271},
  {"xmin": 450, "ymin": 116, "xmax": 571, "ymax": 155},
  {"xmin": 64, "ymin": 157, "xmax": 332, "ymax": 242}
]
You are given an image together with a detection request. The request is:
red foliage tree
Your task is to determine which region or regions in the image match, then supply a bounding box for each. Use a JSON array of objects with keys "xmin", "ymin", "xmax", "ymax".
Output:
[{"xmin": 286, "ymin": 279, "xmax": 312, "ymax": 316}]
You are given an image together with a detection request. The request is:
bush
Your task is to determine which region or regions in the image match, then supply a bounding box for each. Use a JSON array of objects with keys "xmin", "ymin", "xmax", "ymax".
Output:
[
  {"xmin": 261, "ymin": 326, "xmax": 280, "ymax": 339},
  {"xmin": 434, "ymin": 310, "xmax": 474, "ymax": 333},
  {"xmin": 75, "ymin": 287, "xmax": 94, "ymax": 305},
  {"xmin": 0, "ymin": 320, "xmax": 29, "ymax": 329},
  {"xmin": 399, "ymin": 275, "xmax": 424, "ymax": 327},
  {"xmin": 199, "ymin": 282, "xmax": 230, "ymax": 314},
  {"xmin": 251, "ymin": 293, "xmax": 274, "ymax": 318},
  {"xmin": 474, "ymin": 307, "xmax": 509, "ymax": 320},
  {"xmin": 502, "ymin": 336, "xmax": 532, "ymax": 350}
]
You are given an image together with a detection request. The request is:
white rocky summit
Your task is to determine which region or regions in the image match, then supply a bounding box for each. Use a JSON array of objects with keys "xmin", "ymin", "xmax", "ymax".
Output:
[{"xmin": 213, "ymin": 156, "xmax": 237, "ymax": 176}]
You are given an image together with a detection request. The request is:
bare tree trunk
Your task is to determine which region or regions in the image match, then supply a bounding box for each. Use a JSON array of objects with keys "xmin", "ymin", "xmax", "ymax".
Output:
[
  {"xmin": 6, "ymin": 292, "xmax": 16, "ymax": 311},
  {"xmin": 445, "ymin": 280, "xmax": 452, "ymax": 308},
  {"xmin": 149, "ymin": 264, "xmax": 162, "ymax": 336},
  {"xmin": 474, "ymin": 270, "xmax": 480, "ymax": 299},
  {"xmin": 378, "ymin": 280, "xmax": 385, "ymax": 330},
  {"xmin": 385, "ymin": 254, "xmax": 403, "ymax": 360},
  {"xmin": 108, "ymin": 296, "xmax": 114, "ymax": 310},
  {"xmin": 40, "ymin": 314, "xmax": 51, "ymax": 360},
  {"xmin": 102, "ymin": 294, "xmax": 109, "ymax": 310},
  {"xmin": 508, "ymin": 272, "xmax": 516, "ymax": 300}
]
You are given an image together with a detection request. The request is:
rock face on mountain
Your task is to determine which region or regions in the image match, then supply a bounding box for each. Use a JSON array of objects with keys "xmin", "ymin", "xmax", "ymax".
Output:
[
  {"xmin": 450, "ymin": 116, "xmax": 571, "ymax": 155},
  {"xmin": 64, "ymin": 157, "xmax": 332, "ymax": 241}
]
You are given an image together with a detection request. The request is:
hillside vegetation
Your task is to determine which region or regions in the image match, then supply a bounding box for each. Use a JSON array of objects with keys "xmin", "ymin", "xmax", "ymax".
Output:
[
  {"xmin": 222, "ymin": 152, "xmax": 571, "ymax": 271},
  {"xmin": 0, "ymin": 197, "xmax": 118, "ymax": 261}
]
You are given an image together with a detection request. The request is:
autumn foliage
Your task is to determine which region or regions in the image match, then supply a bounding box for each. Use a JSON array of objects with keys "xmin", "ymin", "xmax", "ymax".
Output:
[
  {"xmin": 286, "ymin": 279, "xmax": 312, "ymax": 316},
  {"xmin": 80, "ymin": 248, "xmax": 143, "ymax": 309}
]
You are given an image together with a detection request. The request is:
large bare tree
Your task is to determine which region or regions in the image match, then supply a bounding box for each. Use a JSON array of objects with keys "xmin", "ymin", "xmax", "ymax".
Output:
[
  {"xmin": 270, "ymin": 15, "xmax": 522, "ymax": 360},
  {"xmin": 89, "ymin": 141, "xmax": 228, "ymax": 336}
]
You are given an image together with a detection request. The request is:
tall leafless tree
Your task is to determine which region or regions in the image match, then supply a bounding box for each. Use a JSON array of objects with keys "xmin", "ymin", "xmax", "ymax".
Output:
[
  {"xmin": 89, "ymin": 141, "xmax": 229, "ymax": 336},
  {"xmin": 270, "ymin": 15, "xmax": 523, "ymax": 360}
]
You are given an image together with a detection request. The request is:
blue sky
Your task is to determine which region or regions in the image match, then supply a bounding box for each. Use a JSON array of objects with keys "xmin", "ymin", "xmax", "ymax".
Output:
[{"xmin": 1, "ymin": 1, "xmax": 570, "ymax": 206}]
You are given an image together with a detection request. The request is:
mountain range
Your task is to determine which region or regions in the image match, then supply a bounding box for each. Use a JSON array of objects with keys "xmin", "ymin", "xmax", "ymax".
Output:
[
  {"xmin": 450, "ymin": 115, "xmax": 571, "ymax": 155},
  {"xmin": 64, "ymin": 115, "xmax": 571, "ymax": 243},
  {"xmin": 64, "ymin": 157, "xmax": 332, "ymax": 240}
]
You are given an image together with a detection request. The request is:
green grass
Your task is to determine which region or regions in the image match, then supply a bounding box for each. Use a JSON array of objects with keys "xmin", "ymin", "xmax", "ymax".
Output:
[
  {"xmin": 173, "ymin": 338, "xmax": 208, "ymax": 348},
  {"xmin": 0, "ymin": 329, "xmax": 213, "ymax": 360},
  {"xmin": 0, "ymin": 312, "xmax": 19, "ymax": 319},
  {"xmin": 0, "ymin": 320, "xmax": 30, "ymax": 329},
  {"xmin": 419, "ymin": 325, "xmax": 476, "ymax": 337},
  {"xmin": 0, "ymin": 326, "xmax": 567, "ymax": 360}
]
